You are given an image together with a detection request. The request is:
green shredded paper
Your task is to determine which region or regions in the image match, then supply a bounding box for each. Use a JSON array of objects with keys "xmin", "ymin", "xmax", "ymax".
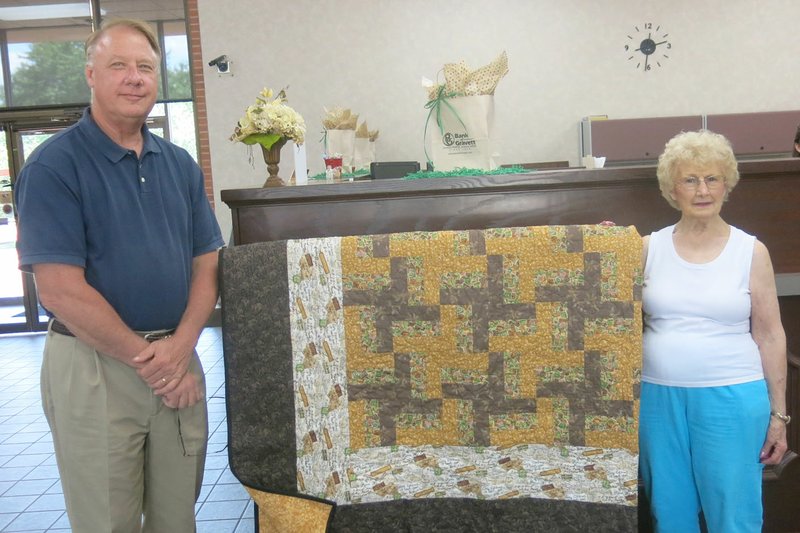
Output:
[
  {"xmin": 308, "ymin": 166, "xmax": 530, "ymax": 182},
  {"xmin": 402, "ymin": 166, "xmax": 529, "ymax": 180},
  {"xmin": 309, "ymin": 169, "xmax": 371, "ymax": 181}
]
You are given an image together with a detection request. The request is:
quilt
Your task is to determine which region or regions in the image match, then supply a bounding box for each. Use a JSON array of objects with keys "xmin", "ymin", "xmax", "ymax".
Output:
[{"xmin": 220, "ymin": 225, "xmax": 643, "ymax": 532}]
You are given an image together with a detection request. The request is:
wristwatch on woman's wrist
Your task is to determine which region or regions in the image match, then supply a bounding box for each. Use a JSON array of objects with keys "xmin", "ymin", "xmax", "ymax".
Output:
[{"xmin": 771, "ymin": 411, "xmax": 791, "ymax": 425}]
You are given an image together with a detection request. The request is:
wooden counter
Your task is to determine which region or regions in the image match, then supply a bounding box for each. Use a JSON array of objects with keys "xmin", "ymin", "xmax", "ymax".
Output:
[{"xmin": 223, "ymin": 158, "xmax": 800, "ymax": 274}]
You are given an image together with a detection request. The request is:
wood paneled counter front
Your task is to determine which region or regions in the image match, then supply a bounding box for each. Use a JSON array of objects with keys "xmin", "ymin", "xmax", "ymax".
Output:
[
  {"xmin": 221, "ymin": 158, "xmax": 800, "ymax": 531},
  {"xmin": 222, "ymin": 159, "xmax": 800, "ymax": 273}
]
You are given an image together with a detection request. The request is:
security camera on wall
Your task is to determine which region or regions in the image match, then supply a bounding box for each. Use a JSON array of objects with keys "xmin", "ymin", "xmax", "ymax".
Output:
[{"xmin": 208, "ymin": 55, "xmax": 232, "ymax": 75}]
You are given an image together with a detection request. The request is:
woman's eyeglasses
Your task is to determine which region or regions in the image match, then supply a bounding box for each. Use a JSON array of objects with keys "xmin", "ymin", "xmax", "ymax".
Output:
[{"xmin": 677, "ymin": 175, "xmax": 725, "ymax": 191}]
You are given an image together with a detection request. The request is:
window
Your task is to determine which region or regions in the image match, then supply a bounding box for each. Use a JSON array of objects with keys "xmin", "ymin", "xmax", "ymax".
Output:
[
  {"xmin": 0, "ymin": 1, "xmax": 197, "ymax": 162},
  {"xmin": 162, "ymin": 20, "xmax": 191, "ymax": 101},
  {"xmin": 6, "ymin": 26, "xmax": 90, "ymax": 107}
]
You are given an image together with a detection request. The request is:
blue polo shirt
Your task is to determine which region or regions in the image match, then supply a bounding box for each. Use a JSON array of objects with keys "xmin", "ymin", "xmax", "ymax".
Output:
[{"xmin": 15, "ymin": 108, "xmax": 224, "ymax": 331}]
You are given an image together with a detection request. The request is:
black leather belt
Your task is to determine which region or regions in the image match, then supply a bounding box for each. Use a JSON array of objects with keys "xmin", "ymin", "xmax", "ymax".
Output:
[
  {"xmin": 49, "ymin": 318, "xmax": 175, "ymax": 342},
  {"xmin": 49, "ymin": 318, "xmax": 75, "ymax": 337}
]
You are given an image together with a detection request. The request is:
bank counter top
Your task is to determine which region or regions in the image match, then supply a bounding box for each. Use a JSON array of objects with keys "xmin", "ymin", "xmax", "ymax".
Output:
[{"xmin": 222, "ymin": 158, "xmax": 800, "ymax": 275}]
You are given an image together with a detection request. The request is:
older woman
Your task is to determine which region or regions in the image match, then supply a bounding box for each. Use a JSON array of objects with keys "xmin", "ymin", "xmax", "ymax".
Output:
[{"xmin": 640, "ymin": 130, "xmax": 788, "ymax": 532}]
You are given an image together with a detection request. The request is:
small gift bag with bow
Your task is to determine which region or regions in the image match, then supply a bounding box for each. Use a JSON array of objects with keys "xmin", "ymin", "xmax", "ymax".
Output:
[
  {"xmin": 352, "ymin": 121, "xmax": 379, "ymax": 171},
  {"xmin": 322, "ymin": 107, "xmax": 358, "ymax": 171},
  {"xmin": 423, "ymin": 51, "xmax": 508, "ymax": 172}
]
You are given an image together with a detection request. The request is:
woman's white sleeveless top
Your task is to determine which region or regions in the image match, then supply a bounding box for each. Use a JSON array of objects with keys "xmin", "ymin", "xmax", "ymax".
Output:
[{"xmin": 642, "ymin": 225, "xmax": 763, "ymax": 387}]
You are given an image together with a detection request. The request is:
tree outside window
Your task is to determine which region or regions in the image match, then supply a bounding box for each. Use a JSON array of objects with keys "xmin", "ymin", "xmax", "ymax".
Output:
[{"xmin": 10, "ymin": 40, "xmax": 89, "ymax": 106}]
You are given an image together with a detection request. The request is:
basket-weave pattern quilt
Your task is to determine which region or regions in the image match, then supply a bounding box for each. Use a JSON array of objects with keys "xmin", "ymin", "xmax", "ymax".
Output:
[{"xmin": 221, "ymin": 225, "xmax": 642, "ymax": 532}]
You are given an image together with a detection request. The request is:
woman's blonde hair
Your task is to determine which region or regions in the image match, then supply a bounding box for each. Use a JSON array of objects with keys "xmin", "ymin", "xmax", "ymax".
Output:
[{"xmin": 656, "ymin": 130, "xmax": 739, "ymax": 210}]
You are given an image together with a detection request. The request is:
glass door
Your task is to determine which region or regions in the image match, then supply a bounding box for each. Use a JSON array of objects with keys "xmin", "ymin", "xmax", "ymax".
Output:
[{"xmin": 0, "ymin": 116, "xmax": 79, "ymax": 333}]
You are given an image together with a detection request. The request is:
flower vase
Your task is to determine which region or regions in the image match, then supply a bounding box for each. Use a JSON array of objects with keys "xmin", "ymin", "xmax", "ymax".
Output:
[{"xmin": 260, "ymin": 138, "xmax": 288, "ymax": 187}]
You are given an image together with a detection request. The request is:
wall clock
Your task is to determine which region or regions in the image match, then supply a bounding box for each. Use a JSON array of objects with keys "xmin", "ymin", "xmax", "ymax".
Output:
[{"xmin": 625, "ymin": 23, "xmax": 671, "ymax": 72}]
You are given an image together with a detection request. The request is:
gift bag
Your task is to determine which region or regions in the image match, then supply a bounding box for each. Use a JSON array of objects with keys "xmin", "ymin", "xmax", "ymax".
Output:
[
  {"xmin": 322, "ymin": 107, "xmax": 358, "ymax": 171},
  {"xmin": 326, "ymin": 129, "xmax": 355, "ymax": 170},
  {"xmin": 423, "ymin": 51, "xmax": 508, "ymax": 172},
  {"xmin": 352, "ymin": 137, "xmax": 373, "ymax": 171},
  {"xmin": 426, "ymin": 94, "xmax": 495, "ymax": 172},
  {"xmin": 352, "ymin": 122, "xmax": 378, "ymax": 171}
]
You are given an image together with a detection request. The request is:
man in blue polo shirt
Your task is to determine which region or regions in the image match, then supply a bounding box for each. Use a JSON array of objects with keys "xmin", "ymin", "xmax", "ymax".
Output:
[{"xmin": 14, "ymin": 18, "xmax": 223, "ymax": 532}]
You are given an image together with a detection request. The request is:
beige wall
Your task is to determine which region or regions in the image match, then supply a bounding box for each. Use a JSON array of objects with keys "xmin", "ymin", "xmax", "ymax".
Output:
[{"xmin": 197, "ymin": 0, "xmax": 800, "ymax": 242}]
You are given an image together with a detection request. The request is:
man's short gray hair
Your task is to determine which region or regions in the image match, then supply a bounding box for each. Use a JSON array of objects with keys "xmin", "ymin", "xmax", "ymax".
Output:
[{"xmin": 85, "ymin": 18, "xmax": 161, "ymax": 66}]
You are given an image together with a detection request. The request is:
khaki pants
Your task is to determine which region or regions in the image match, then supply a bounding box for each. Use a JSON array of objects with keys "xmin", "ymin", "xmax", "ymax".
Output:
[{"xmin": 41, "ymin": 328, "xmax": 207, "ymax": 533}]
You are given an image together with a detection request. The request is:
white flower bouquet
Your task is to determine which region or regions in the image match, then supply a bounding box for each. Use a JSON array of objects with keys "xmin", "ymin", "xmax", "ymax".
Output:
[{"xmin": 230, "ymin": 87, "xmax": 306, "ymax": 149}]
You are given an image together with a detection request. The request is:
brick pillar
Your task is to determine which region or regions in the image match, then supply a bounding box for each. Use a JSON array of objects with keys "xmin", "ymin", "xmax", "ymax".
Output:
[{"xmin": 185, "ymin": 0, "xmax": 216, "ymax": 209}]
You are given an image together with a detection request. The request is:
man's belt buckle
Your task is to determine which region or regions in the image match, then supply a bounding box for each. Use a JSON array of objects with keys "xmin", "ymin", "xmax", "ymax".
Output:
[{"xmin": 143, "ymin": 331, "xmax": 174, "ymax": 342}]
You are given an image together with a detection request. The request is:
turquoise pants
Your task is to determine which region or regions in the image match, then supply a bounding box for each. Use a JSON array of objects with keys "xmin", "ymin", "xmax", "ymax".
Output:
[{"xmin": 639, "ymin": 380, "xmax": 769, "ymax": 533}]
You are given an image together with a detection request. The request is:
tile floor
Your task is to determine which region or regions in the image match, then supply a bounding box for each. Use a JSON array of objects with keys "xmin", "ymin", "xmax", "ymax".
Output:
[{"xmin": 0, "ymin": 327, "xmax": 256, "ymax": 532}]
